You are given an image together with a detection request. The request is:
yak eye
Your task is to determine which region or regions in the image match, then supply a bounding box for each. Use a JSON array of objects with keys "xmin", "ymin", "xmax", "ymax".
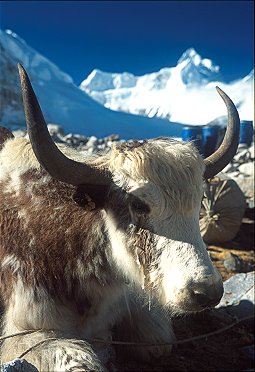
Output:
[{"xmin": 130, "ymin": 199, "xmax": 150, "ymax": 215}]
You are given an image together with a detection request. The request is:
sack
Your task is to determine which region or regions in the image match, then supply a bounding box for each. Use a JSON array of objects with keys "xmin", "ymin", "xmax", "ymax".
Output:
[{"xmin": 199, "ymin": 174, "xmax": 247, "ymax": 243}]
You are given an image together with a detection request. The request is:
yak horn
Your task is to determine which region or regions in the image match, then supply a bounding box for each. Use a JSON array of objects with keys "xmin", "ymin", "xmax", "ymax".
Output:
[
  {"xmin": 204, "ymin": 87, "xmax": 240, "ymax": 179},
  {"xmin": 18, "ymin": 64, "xmax": 111, "ymax": 187}
]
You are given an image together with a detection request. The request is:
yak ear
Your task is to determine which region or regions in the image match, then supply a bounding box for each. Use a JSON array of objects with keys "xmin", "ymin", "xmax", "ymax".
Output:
[{"xmin": 72, "ymin": 184, "xmax": 109, "ymax": 210}]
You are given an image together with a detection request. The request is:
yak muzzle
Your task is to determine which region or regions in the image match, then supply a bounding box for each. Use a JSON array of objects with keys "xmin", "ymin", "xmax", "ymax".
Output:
[{"xmin": 174, "ymin": 275, "xmax": 224, "ymax": 312}]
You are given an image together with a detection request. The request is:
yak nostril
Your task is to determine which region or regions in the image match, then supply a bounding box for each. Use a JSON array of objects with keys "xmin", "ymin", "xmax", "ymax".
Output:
[
  {"xmin": 190, "ymin": 275, "xmax": 224, "ymax": 309},
  {"xmin": 193, "ymin": 291, "xmax": 221, "ymax": 307},
  {"xmin": 192, "ymin": 280, "xmax": 224, "ymax": 308}
]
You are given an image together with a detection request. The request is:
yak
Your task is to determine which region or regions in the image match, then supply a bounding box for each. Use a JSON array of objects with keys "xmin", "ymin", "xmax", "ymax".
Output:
[{"xmin": 0, "ymin": 64, "xmax": 239, "ymax": 370}]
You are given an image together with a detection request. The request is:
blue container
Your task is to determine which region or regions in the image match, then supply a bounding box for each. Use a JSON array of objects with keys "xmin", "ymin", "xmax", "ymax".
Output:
[
  {"xmin": 240, "ymin": 121, "xmax": 253, "ymax": 147},
  {"xmin": 202, "ymin": 126, "xmax": 219, "ymax": 157},
  {"xmin": 182, "ymin": 126, "xmax": 204, "ymax": 154}
]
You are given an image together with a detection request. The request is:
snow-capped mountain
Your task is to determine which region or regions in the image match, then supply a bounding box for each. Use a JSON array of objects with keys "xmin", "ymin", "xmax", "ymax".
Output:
[
  {"xmin": 0, "ymin": 29, "xmax": 185, "ymax": 139},
  {"xmin": 80, "ymin": 48, "xmax": 254, "ymax": 125},
  {"xmin": 1, "ymin": 29, "xmax": 253, "ymax": 141}
]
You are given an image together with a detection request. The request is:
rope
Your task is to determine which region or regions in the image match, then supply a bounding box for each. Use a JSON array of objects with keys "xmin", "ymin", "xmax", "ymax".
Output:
[
  {"xmin": 0, "ymin": 329, "xmax": 40, "ymax": 341},
  {"xmin": 18, "ymin": 338, "xmax": 58, "ymax": 359},
  {"xmin": 1, "ymin": 314, "xmax": 253, "ymax": 359},
  {"xmin": 91, "ymin": 314, "xmax": 254, "ymax": 346}
]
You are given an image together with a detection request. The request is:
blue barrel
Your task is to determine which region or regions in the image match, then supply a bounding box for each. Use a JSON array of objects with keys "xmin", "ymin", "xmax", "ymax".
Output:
[
  {"xmin": 202, "ymin": 126, "xmax": 219, "ymax": 157},
  {"xmin": 182, "ymin": 126, "xmax": 204, "ymax": 154},
  {"xmin": 240, "ymin": 121, "xmax": 253, "ymax": 147}
]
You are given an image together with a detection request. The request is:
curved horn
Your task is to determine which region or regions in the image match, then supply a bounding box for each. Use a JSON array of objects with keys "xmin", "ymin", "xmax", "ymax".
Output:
[
  {"xmin": 18, "ymin": 64, "xmax": 112, "ymax": 186},
  {"xmin": 204, "ymin": 87, "xmax": 240, "ymax": 179}
]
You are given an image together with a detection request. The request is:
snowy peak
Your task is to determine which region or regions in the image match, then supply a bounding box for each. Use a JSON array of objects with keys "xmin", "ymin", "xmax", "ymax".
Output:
[
  {"xmin": 177, "ymin": 48, "xmax": 217, "ymax": 70},
  {"xmin": 82, "ymin": 48, "xmax": 222, "ymax": 94},
  {"xmin": 177, "ymin": 48, "xmax": 221, "ymax": 85},
  {"xmin": 80, "ymin": 49, "xmax": 253, "ymax": 125},
  {"xmin": 0, "ymin": 28, "xmax": 75, "ymax": 126},
  {"xmin": 81, "ymin": 69, "xmax": 137, "ymax": 92},
  {"xmin": 0, "ymin": 29, "xmax": 73, "ymax": 84}
]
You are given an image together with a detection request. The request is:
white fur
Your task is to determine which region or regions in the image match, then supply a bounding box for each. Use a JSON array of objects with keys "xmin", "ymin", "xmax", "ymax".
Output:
[
  {"xmin": 101, "ymin": 140, "xmax": 222, "ymax": 310},
  {"xmin": 105, "ymin": 214, "xmax": 144, "ymax": 285}
]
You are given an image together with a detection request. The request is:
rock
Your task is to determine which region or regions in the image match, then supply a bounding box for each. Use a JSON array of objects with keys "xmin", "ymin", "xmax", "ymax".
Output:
[
  {"xmin": 230, "ymin": 159, "xmax": 254, "ymax": 201},
  {"xmin": 106, "ymin": 140, "xmax": 113, "ymax": 148},
  {"xmin": 223, "ymin": 252, "xmax": 243, "ymax": 272},
  {"xmin": 86, "ymin": 136, "xmax": 98, "ymax": 147},
  {"xmin": 222, "ymin": 142, "xmax": 254, "ymax": 207},
  {"xmin": 0, "ymin": 359, "xmax": 38, "ymax": 372},
  {"xmin": 9, "ymin": 123, "xmax": 124, "ymax": 155},
  {"xmin": 64, "ymin": 133, "xmax": 88, "ymax": 148},
  {"xmin": 47, "ymin": 123, "xmax": 65, "ymax": 137},
  {"xmin": 223, "ymin": 252, "xmax": 253, "ymax": 273},
  {"xmin": 216, "ymin": 272, "xmax": 255, "ymax": 319},
  {"xmin": 12, "ymin": 129, "xmax": 26, "ymax": 138}
]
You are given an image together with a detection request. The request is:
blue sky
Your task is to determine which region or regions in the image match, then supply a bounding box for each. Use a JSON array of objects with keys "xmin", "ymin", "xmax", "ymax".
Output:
[{"xmin": 0, "ymin": 1, "xmax": 254, "ymax": 85}]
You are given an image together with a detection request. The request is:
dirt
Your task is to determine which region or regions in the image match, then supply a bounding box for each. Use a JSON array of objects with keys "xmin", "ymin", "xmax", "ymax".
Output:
[
  {"xmin": 117, "ymin": 313, "xmax": 254, "ymax": 372},
  {"xmin": 117, "ymin": 208, "xmax": 254, "ymax": 372}
]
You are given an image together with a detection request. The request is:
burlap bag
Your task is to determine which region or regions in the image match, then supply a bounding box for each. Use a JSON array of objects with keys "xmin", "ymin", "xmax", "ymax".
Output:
[{"xmin": 199, "ymin": 174, "xmax": 247, "ymax": 243}]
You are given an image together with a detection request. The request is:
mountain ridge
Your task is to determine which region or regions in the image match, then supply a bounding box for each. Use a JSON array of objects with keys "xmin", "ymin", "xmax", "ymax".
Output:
[{"xmin": 80, "ymin": 49, "xmax": 253, "ymax": 125}]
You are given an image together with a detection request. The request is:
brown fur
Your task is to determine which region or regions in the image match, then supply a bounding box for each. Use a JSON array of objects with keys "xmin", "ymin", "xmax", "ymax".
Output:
[{"xmin": 0, "ymin": 167, "xmax": 117, "ymax": 310}]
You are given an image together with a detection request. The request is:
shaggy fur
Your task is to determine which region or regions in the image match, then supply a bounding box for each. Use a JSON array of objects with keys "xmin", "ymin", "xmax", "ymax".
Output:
[{"xmin": 0, "ymin": 135, "xmax": 222, "ymax": 370}]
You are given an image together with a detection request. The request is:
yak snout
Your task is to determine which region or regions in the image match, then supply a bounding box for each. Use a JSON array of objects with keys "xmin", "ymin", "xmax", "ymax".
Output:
[
  {"xmin": 178, "ymin": 275, "xmax": 224, "ymax": 312},
  {"xmin": 191, "ymin": 277, "xmax": 224, "ymax": 308}
]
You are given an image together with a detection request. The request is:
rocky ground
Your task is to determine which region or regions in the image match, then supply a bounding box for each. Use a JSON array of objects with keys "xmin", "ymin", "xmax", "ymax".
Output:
[{"xmin": 2, "ymin": 125, "xmax": 254, "ymax": 371}]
